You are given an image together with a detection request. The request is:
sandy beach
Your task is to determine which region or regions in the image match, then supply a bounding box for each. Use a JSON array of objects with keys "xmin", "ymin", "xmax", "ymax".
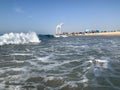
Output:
[
  {"xmin": 83, "ymin": 31, "xmax": 120, "ymax": 36},
  {"xmin": 65, "ymin": 31, "xmax": 120, "ymax": 36},
  {"xmin": 57, "ymin": 31, "xmax": 120, "ymax": 37}
]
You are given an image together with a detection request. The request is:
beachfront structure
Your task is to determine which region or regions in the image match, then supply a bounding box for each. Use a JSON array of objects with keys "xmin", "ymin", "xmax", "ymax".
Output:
[
  {"xmin": 56, "ymin": 23, "xmax": 64, "ymax": 35},
  {"xmin": 84, "ymin": 29, "xmax": 100, "ymax": 33},
  {"xmin": 55, "ymin": 25, "xmax": 120, "ymax": 37},
  {"xmin": 84, "ymin": 29, "xmax": 92, "ymax": 33}
]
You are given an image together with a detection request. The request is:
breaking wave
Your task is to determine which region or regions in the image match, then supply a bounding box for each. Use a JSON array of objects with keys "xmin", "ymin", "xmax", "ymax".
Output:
[{"xmin": 0, "ymin": 32, "xmax": 40, "ymax": 46}]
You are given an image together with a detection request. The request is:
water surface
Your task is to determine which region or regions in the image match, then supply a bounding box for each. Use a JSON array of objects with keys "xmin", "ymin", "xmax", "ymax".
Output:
[{"xmin": 0, "ymin": 36, "xmax": 120, "ymax": 90}]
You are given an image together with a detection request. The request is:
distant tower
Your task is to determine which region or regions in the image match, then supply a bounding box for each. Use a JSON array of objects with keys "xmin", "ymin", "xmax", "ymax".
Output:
[{"xmin": 56, "ymin": 23, "xmax": 64, "ymax": 35}]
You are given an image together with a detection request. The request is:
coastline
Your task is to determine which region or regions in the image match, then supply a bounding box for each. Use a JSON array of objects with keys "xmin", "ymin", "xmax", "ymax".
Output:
[
  {"xmin": 60, "ymin": 31, "xmax": 120, "ymax": 37},
  {"xmin": 83, "ymin": 31, "xmax": 120, "ymax": 36}
]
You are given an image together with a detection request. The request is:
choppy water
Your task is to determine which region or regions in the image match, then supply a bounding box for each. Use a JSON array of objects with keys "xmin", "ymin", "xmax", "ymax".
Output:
[{"xmin": 0, "ymin": 35, "xmax": 120, "ymax": 90}]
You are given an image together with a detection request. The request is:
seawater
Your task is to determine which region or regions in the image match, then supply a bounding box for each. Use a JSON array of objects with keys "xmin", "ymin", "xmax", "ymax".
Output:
[{"xmin": 0, "ymin": 34, "xmax": 120, "ymax": 90}]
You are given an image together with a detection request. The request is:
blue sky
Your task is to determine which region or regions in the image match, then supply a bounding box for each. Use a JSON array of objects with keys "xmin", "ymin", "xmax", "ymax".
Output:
[{"xmin": 0, "ymin": 0, "xmax": 120, "ymax": 34}]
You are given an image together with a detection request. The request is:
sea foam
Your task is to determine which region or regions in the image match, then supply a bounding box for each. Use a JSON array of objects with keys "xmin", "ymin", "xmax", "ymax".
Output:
[{"xmin": 0, "ymin": 32, "xmax": 40, "ymax": 46}]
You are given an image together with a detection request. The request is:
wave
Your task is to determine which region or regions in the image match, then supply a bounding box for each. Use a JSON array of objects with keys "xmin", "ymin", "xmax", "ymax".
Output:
[{"xmin": 0, "ymin": 32, "xmax": 40, "ymax": 46}]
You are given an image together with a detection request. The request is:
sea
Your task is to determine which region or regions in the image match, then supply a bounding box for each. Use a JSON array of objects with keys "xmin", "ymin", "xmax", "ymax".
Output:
[{"xmin": 0, "ymin": 32, "xmax": 120, "ymax": 90}]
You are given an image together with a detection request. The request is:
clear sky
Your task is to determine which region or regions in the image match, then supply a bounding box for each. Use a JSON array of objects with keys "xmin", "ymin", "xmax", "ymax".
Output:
[{"xmin": 0, "ymin": 0, "xmax": 120, "ymax": 34}]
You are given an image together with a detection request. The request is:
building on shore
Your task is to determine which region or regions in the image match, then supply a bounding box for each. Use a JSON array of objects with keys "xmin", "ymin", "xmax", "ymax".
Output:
[
  {"xmin": 56, "ymin": 23, "xmax": 64, "ymax": 35},
  {"xmin": 55, "ymin": 24, "xmax": 120, "ymax": 36}
]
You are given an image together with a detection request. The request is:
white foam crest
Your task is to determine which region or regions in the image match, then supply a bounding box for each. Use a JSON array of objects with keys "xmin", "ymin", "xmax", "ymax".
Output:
[
  {"xmin": 60, "ymin": 81, "xmax": 78, "ymax": 89},
  {"xmin": 87, "ymin": 59, "xmax": 109, "ymax": 69},
  {"xmin": 39, "ymin": 60, "xmax": 76, "ymax": 71},
  {"xmin": 44, "ymin": 76, "xmax": 63, "ymax": 82},
  {"xmin": 35, "ymin": 54, "xmax": 53, "ymax": 62},
  {"xmin": 14, "ymin": 86, "xmax": 21, "ymax": 90},
  {"xmin": 80, "ymin": 75, "xmax": 89, "ymax": 83},
  {"xmin": 11, "ymin": 67, "xmax": 26, "ymax": 72},
  {"xmin": 10, "ymin": 53, "xmax": 33, "ymax": 56},
  {"xmin": 13, "ymin": 60, "xmax": 25, "ymax": 63},
  {"xmin": 0, "ymin": 32, "xmax": 40, "ymax": 46},
  {"xmin": 7, "ymin": 85, "xmax": 21, "ymax": 90},
  {"xmin": 87, "ymin": 59, "xmax": 109, "ymax": 77},
  {"xmin": 67, "ymin": 82, "xmax": 78, "ymax": 88},
  {"xmin": 94, "ymin": 59, "xmax": 108, "ymax": 69}
]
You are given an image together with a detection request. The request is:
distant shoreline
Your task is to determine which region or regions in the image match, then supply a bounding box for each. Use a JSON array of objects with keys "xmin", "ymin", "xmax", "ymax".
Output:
[
  {"xmin": 57, "ymin": 31, "xmax": 120, "ymax": 37},
  {"xmin": 82, "ymin": 31, "xmax": 120, "ymax": 36}
]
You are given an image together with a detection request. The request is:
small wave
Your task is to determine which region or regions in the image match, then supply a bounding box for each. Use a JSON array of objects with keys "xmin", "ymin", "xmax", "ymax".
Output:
[
  {"xmin": 10, "ymin": 53, "xmax": 33, "ymax": 56},
  {"xmin": 0, "ymin": 32, "xmax": 40, "ymax": 46}
]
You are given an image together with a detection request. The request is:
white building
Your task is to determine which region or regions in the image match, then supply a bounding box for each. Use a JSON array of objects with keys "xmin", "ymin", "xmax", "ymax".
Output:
[{"xmin": 56, "ymin": 23, "xmax": 63, "ymax": 35}]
